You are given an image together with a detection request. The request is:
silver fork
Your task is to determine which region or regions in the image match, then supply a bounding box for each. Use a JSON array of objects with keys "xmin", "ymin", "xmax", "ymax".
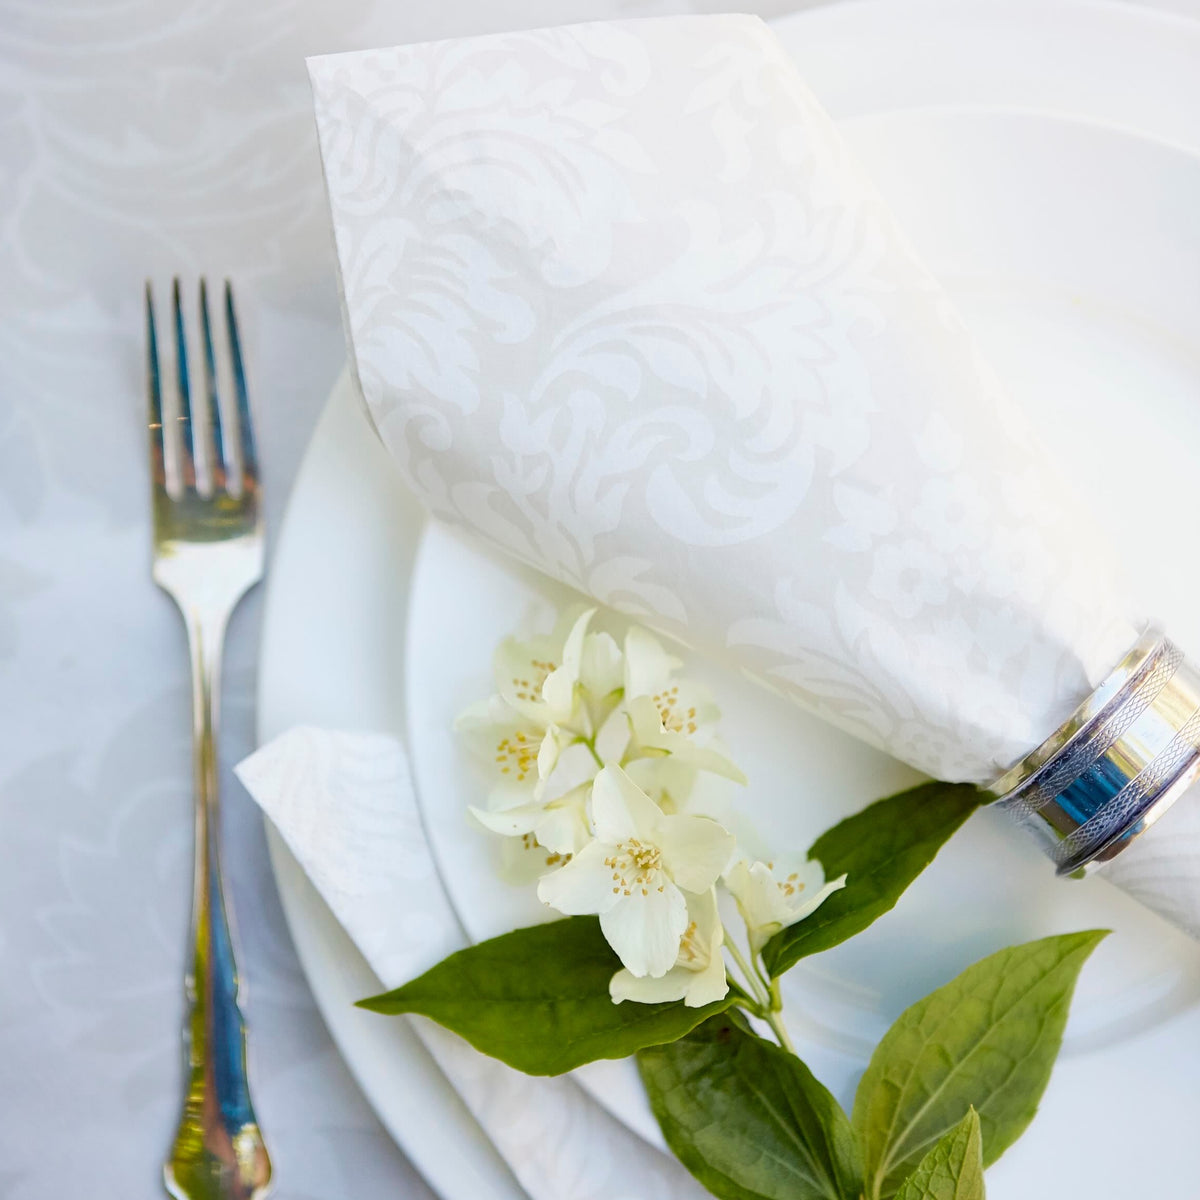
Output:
[{"xmin": 147, "ymin": 279, "xmax": 272, "ymax": 1200}]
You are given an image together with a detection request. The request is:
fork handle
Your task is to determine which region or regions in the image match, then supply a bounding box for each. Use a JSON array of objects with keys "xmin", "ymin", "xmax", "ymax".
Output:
[{"xmin": 165, "ymin": 616, "xmax": 271, "ymax": 1200}]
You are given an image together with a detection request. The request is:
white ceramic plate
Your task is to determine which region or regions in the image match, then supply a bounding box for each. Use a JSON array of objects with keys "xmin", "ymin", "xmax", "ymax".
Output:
[{"xmin": 260, "ymin": 3, "xmax": 1200, "ymax": 1197}]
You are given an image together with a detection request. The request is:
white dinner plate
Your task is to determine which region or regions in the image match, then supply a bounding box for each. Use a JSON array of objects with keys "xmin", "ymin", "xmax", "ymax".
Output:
[{"xmin": 259, "ymin": 3, "xmax": 1200, "ymax": 1198}]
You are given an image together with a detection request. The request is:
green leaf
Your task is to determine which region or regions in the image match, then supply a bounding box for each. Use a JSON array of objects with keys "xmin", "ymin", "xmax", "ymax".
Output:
[
  {"xmin": 357, "ymin": 916, "xmax": 736, "ymax": 1075},
  {"xmin": 637, "ymin": 1013, "xmax": 863, "ymax": 1200},
  {"xmin": 762, "ymin": 781, "xmax": 982, "ymax": 978},
  {"xmin": 852, "ymin": 930, "xmax": 1107, "ymax": 1199},
  {"xmin": 894, "ymin": 1109, "xmax": 985, "ymax": 1200}
]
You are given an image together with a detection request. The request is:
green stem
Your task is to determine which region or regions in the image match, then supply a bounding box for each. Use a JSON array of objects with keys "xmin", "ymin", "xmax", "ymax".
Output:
[
  {"xmin": 751, "ymin": 951, "xmax": 776, "ymax": 1004},
  {"xmin": 723, "ymin": 932, "xmax": 766, "ymax": 1004},
  {"xmin": 731, "ymin": 994, "xmax": 766, "ymax": 1021},
  {"xmin": 723, "ymin": 923, "xmax": 796, "ymax": 1054},
  {"xmin": 765, "ymin": 1008, "xmax": 797, "ymax": 1055},
  {"xmin": 768, "ymin": 976, "xmax": 784, "ymax": 1014},
  {"xmin": 574, "ymin": 736, "xmax": 605, "ymax": 770}
]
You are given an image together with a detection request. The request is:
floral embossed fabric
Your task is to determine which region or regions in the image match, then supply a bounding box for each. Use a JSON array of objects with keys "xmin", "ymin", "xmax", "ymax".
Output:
[{"xmin": 310, "ymin": 15, "xmax": 1142, "ymax": 785}]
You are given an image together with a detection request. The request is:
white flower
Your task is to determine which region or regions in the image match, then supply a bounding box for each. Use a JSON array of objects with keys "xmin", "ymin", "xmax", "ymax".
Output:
[
  {"xmin": 456, "ymin": 695, "xmax": 570, "ymax": 804},
  {"xmin": 494, "ymin": 607, "xmax": 593, "ymax": 730},
  {"xmin": 624, "ymin": 755, "xmax": 698, "ymax": 815},
  {"xmin": 470, "ymin": 783, "xmax": 591, "ymax": 856},
  {"xmin": 623, "ymin": 624, "xmax": 684, "ymax": 700},
  {"xmin": 622, "ymin": 627, "xmax": 746, "ymax": 784},
  {"xmin": 610, "ymin": 887, "xmax": 727, "ymax": 1008},
  {"xmin": 495, "ymin": 606, "xmax": 629, "ymax": 738},
  {"xmin": 578, "ymin": 625, "xmax": 625, "ymax": 732},
  {"xmin": 723, "ymin": 854, "xmax": 847, "ymax": 955},
  {"xmin": 470, "ymin": 784, "xmax": 591, "ymax": 884},
  {"xmin": 499, "ymin": 833, "xmax": 577, "ymax": 886},
  {"xmin": 538, "ymin": 765, "xmax": 735, "ymax": 978},
  {"xmin": 459, "ymin": 609, "xmax": 612, "ymax": 804}
]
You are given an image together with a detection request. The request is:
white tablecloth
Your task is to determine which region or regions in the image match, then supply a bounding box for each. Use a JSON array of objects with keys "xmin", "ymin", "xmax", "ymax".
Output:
[{"xmin": 0, "ymin": 0, "xmax": 1195, "ymax": 1197}]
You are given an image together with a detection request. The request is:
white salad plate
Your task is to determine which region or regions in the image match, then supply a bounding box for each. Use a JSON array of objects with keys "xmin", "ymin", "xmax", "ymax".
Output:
[{"xmin": 258, "ymin": 2, "xmax": 1200, "ymax": 1198}]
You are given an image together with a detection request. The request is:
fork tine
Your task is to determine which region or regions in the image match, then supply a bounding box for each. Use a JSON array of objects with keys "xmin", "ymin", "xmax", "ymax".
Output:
[
  {"xmin": 198, "ymin": 278, "xmax": 227, "ymax": 492},
  {"xmin": 224, "ymin": 281, "xmax": 258, "ymax": 494},
  {"xmin": 172, "ymin": 277, "xmax": 197, "ymax": 492},
  {"xmin": 145, "ymin": 282, "xmax": 168, "ymax": 492}
]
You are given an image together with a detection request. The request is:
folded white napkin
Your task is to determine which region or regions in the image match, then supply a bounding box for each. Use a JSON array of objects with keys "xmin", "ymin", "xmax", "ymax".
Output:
[
  {"xmin": 307, "ymin": 15, "xmax": 1198, "ymax": 934},
  {"xmin": 238, "ymin": 728, "xmax": 705, "ymax": 1200},
  {"xmin": 308, "ymin": 13, "xmax": 1138, "ymax": 783}
]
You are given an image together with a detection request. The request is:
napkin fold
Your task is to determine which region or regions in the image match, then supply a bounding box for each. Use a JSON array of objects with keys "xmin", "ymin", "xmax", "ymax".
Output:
[
  {"xmin": 307, "ymin": 14, "xmax": 1200, "ymax": 935},
  {"xmin": 238, "ymin": 728, "xmax": 705, "ymax": 1200}
]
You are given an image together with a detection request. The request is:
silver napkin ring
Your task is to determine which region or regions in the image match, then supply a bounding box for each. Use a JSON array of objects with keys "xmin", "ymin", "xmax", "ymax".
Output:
[{"xmin": 986, "ymin": 627, "xmax": 1200, "ymax": 875}]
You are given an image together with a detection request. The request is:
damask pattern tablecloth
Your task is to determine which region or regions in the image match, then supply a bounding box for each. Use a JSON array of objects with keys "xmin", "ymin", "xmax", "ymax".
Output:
[{"xmin": 0, "ymin": 0, "xmax": 1193, "ymax": 1197}]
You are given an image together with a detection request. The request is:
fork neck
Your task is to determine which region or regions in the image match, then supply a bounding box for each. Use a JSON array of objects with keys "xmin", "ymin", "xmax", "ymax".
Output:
[{"xmin": 185, "ymin": 613, "xmax": 228, "ymax": 812}]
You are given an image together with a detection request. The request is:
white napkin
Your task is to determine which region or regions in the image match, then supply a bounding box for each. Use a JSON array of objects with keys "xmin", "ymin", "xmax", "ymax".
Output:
[
  {"xmin": 237, "ymin": 727, "xmax": 706, "ymax": 1200},
  {"xmin": 307, "ymin": 15, "xmax": 1199, "ymax": 934},
  {"xmin": 1104, "ymin": 797, "xmax": 1200, "ymax": 936},
  {"xmin": 308, "ymin": 13, "xmax": 1139, "ymax": 785}
]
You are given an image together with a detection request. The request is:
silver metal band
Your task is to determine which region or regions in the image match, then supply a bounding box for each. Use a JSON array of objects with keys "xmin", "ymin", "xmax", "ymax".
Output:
[{"xmin": 986, "ymin": 627, "xmax": 1200, "ymax": 875}]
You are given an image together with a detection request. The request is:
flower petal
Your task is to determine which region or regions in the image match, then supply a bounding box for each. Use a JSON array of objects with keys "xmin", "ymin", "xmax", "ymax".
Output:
[
  {"xmin": 683, "ymin": 950, "xmax": 729, "ymax": 1008},
  {"xmin": 542, "ymin": 609, "xmax": 594, "ymax": 721},
  {"xmin": 600, "ymin": 880, "xmax": 688, "ymax": 978},
  {"xmin": 682, "ymin": 738, "xmax": 748, "ymax": 786},
  {"xmin": 657, "ymin": 813, "xmax": 735, "ymax": 893},
  {"xmin": 535, "ymin": 788, "xmax": 592, "ymax": 855},
  {"xmin": 537, "ymin": 724, "xmax": 567, "ymax": 780},
  {"xmin": 581, "ymin": 631, "xmax": 624, "ymax": 698},
  {"xmin": 537, "ymin": 841, "xmax": 621, "ymax": 915},
  {"xmin": 469, "ymin": 803, "xmax": 543, "ymax": 837},
  {"xmin": 498, "ymin": 835, "xmax": 562, "ymax": 886},
  {"xmin": 454, "ymin": 695, "xmax": 504, "ymax": 731},
  {"xmin": 723, "ymin": 855, "xmax": 846, "ymax": 953},
  {"xmin": 684, "ymin": 886, "xmax": 722, "ymax": 946},
  {"xmin": 788, "ymin": 872, "xmax": 848, "ymax": 923},
  {"xmin": 624, "ymin": 625, "xmax": 681, "ymax": 699},
  {"xmin": 454, "ymin": 697, "xmax": 528, "ymax": 754},
  {"xmin": 670, "ymin": 679, "xmax": 722, "ymax": 730},
  {"xmin": 722, "ymin": 856, "xmax": 754, "ymax": 902},
  {"xmin": 724, "ymin": 857, "xmax": 786, "ymax": 940},
  {"xmin": 610, "ymin": 966, "xmax": 690, "ymax": 1005},
  {"xmin": 593, "ymin": 705, "xmax": 632, "ymax": 766},
  {"xmin": 624, "ymin": 756, "xmax": 698, "ymax": 816},
  {"xmin": 625, "ymin": 694, "xmax": 668, "ymax": 744},
  {"xmin": 493, "ymin": 639, "xmax": 555, "ymax": 724},
  {"xmin": 626, "ymin": 695, "xmax": 747, "ymax": 784},
  {"xmin": 590, "ymin": 763, "xmax": 665, "ymax": 843},
  {"xmin": 456, "ymin": 696, "xmax": 549, "ymax": 794}
]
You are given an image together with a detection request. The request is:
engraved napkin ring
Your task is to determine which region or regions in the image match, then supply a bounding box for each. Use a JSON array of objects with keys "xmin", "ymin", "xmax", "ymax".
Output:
[{"xmin": 987, "ymin": 628, "xmax": 1200, "ymax": 875}]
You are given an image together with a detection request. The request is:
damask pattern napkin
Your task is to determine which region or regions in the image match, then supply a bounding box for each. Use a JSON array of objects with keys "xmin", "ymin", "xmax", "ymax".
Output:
[
  {"xmin": 237, "ymin": 728, "xmax": 706, "ymax": 1200},
  {"xmin": 308, "ymin": 14, "xmax": 1139, "ymax": 785},
  {"xmin": 307, "ymin": 15, "xmax": 1200, "ymax": 934}
]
